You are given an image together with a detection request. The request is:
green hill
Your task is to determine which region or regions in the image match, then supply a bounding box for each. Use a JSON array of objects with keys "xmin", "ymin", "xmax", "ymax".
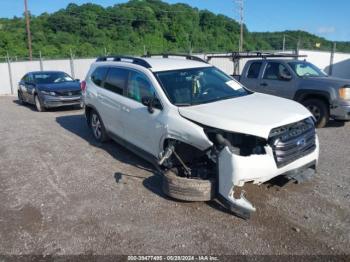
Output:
[{"xmin": 0, "ymin": 0, "xmax": 349, "ymax": 59}]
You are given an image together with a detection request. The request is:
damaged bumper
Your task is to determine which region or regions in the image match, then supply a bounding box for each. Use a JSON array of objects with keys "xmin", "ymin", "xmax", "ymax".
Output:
[{"xmin": 217, "ymin": 135, "xmax": 319, "ymax": 218}]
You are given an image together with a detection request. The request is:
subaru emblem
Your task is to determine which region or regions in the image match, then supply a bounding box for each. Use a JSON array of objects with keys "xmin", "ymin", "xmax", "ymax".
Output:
[
  {"xmin": 297, "ymin": 138, "xmax": 306, "ymax": 147},
  {"xmin": 68, "ymin": 92, "xmax": 72, "ymax": 96}
]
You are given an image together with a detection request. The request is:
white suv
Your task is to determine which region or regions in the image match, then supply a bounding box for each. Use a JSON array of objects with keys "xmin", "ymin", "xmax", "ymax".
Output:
[{"xmin": 82, "ymin": 55, "xmax": 319, "ymax": 218}]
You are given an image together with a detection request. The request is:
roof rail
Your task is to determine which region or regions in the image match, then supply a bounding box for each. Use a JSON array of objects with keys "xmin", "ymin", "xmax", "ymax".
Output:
[
  {"xmin": 143, "ymin": 53, "xmax": 208, "ymax": 64},
  {"xmin": 206, "ymin": 52, "xmax": 307, "ymax": 61},
  {"xmin": 96, "ymin": 56, "xmax": 152, "ymax": 68}
]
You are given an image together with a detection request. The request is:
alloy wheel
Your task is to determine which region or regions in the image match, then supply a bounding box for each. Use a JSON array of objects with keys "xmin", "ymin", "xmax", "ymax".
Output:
[
  {"xmin": 91, "ymin": 113, "xmax": 102, "ymax": 139},
  {"xmin": 35, "ymin": 96, "xmax": 42, "ymax": 112}
]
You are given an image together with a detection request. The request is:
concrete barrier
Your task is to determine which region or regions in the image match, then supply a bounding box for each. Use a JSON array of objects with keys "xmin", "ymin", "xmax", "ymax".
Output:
[{"xmin": 1, "ymin": 50, "xmax": 350, "ymax": 95}]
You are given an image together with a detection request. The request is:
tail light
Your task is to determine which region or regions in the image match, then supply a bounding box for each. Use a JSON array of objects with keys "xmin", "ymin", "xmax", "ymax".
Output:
[{"xmin": 81, "ymin": 80, "xmax": 87, "ymax": 92}]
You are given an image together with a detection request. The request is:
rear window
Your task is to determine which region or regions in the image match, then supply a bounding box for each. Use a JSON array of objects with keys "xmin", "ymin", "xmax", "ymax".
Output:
[
  {"xmin": 247, "ymin": 62, "xmax": 262, "ymax": 78},
  {"xmin": 91, "ymin": 67, "xmax": 108, "ymax": 87},
  {"xmin": 103, "ymin": 67, "xmax": 129, "ymax": 95}
]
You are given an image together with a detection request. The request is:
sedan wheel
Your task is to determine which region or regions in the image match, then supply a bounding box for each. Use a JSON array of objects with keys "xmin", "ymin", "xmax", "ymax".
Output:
[
  {"xmin": 35, "ymin": 95, "xmax": 46, "ymax": 112},
  {"xmin": 18, "ymin": 92, "xmax": 24, "ymax": 104}
]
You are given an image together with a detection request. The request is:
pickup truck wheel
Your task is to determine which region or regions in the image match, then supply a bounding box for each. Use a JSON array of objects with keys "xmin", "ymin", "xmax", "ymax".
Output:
[
  {"xmin": 162, "ymin": 168, "xmax": 215, "ymax": 202},
  {"xmin": 302, "ymin": 99, "xmax": 329, "ymax": 128},
  {"xmin": 90, "ymin": 110, "xmax": 108, "ymax": 142}
]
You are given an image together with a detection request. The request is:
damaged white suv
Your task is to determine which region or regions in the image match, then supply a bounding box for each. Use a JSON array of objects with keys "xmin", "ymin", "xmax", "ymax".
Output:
[{"xmin": 83, "ymin": 54, "xmax": 319, "ymax": 218}]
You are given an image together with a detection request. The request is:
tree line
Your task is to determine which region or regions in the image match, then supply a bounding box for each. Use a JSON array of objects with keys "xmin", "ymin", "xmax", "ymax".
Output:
[{"xmin": 0, "ymin": 0, "xmax": 349, "ymax": 60}]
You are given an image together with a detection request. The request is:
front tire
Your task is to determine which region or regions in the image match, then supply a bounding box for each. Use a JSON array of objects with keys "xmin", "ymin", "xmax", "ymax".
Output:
[
  {"xmin": 162, "ymin": 168, "xmax": 215, "ymax": 202},
  {"xmin": 90, "ymin": 110, "xmax": 108, "ymax": 142},
  {"xmin": 302, "ymin": 99, "xmax": 329, "ymax": 128},
  {"xmin": 18, "ymin": 91, "xmax": 25, "ymax": 105},
  {"xmin": 34, "ymin": 95, "xmax": 46, "ymax": 112}
]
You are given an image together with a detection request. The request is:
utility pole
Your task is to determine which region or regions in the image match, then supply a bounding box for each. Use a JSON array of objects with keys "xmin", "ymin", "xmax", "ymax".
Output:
[
  {"xmin": 236, "ymin": 0, "xmax": 244, "ymax": 52},
  {"xmin": 296, "ymin": 38, "xmax": 301, "ymax": 57},
  {"xmin": 24, "ymin": 0, "xmax": 32, "ymax": 60},
  {"xmin": 282, "ymin": 34, "xmax": 286, "ymax": 52},
  {"xmin": 329, "ymin": 42, "xmax": 336, "ymax": 76}
]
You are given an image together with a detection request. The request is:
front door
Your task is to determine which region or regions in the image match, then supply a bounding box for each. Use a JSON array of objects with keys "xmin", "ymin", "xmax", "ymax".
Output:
[
  {"xmin": 259, "ymin": 62, "xmax": 295, "ymax": 99},
  {"xmin": 120, "ymin": 70, "xmax": 165, "ymax": 157}
]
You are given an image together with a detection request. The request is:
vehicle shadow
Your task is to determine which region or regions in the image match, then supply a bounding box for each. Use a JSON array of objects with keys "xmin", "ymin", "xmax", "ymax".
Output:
[
  {"xmin": 325, "ymin": 120, "xmax": 345, "ymax": 128},
  {"xmin": 55, "ymin": 114, "xmax": 155, "ymax": 172},
  {"xmin": 55, "ymin": 114, "xmax": 225, "ymax": 212},
  {"xmin": 55, "ymin": 114, "xmax": 175, "ymax": 200}
]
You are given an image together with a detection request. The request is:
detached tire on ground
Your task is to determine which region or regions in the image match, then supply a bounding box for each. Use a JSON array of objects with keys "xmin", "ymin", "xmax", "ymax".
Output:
[
  {"xmin": 302, "ymin": 99, "xmax": 329, "ymax": 128},
  {"xmin": 162, "ymin": 169, "xmax": 215, "ymax": 202}
]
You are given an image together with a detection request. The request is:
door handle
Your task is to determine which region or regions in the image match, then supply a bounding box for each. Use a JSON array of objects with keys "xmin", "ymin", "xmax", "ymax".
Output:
[
  {"xmin": 260, "ymin": 83, "xmax": 268, "ymax": 87},
  {"xmin": 122, "ymin": 106, "xmax": 130, "ymax": 112}
]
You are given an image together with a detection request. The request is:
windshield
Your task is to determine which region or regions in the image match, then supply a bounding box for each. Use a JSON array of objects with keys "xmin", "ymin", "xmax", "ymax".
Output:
[
  {"xmin": 288, "ymin": 61, "xmax": 327, "ymax": 78},
  {"xmin": 155, "ymin": 67, "xmax": 249, "ymax": 106},
  {"xmin": 33, "ymin": 72, "xmax": 74, "ymax": 84}
]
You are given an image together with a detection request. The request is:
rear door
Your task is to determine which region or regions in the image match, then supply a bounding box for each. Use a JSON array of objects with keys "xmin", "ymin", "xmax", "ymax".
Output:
[
  {"xmin": 259, "ymin": 61, "xmax": 295, "ymax": 98},
  {"xmin": 241, "ymin": 61, "xmax": 263, "ymax": 92},
  {"xmin": 97, "ymin": 67, "xmax": 129, "ymax": 138}
]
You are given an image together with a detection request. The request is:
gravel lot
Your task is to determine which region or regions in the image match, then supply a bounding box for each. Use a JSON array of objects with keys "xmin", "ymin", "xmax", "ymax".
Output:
[{"xmin": 0, "ymin": 95, "xmax": 349, "ymax": 256}]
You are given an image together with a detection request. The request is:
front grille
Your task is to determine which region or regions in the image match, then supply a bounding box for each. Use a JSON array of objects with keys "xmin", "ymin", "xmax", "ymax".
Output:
[
  {"xmin": 55, "ymin": 90, "xmax": 81, "ymax": 96},
  {"xmin": 269, "ymin": 119, "xmax": 316, "ymax": 168}
]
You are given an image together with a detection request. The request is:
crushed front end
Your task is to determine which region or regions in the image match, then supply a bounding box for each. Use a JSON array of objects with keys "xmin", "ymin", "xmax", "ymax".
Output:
[{"xmin": 206, "ymin": 117, "xmax": 319, "ymax": 218}]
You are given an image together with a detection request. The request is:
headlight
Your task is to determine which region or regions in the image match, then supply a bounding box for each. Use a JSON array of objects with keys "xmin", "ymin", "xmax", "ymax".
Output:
[
  {"xmin": 41, "ymin": 90, "xmax": 56, "ymax": 96},
  {"xmin": 339, "ymin": 86, "xmax": 350, "ymax": 100}
]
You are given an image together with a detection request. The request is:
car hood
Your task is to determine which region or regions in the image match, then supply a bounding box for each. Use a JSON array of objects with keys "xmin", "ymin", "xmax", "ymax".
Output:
[
  {"xmin": 178, "ymin": 93, "xmax": 313, "ymax": 139},
  {"xmin": 304, "ymin": 76, "xmax": 350, "ymax": 87},
  {"xmin": 37, "ymin": 81, "xmax": 81, "ymax": 92}
]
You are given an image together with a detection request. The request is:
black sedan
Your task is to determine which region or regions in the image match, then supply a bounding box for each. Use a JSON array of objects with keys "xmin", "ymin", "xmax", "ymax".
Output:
[{"xmin": 18, "ymin": 71, "xmax": 83, "ymax": 112}]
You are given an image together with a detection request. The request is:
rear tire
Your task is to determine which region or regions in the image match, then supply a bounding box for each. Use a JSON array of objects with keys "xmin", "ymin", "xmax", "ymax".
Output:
[
  {"xmin": 34, "ymin": 95, "xmax": 46, "ymax": 112},
  {"xmin": 90, "ymin": 110, "xmax": 108, "ymax": 142},
  {"xmin": 162, "ymin": 168, "xmax": 215, "ymax": 202},
  {"xmin": 302, "ymin": 99, "xmax": 329, "ymax": 128}
]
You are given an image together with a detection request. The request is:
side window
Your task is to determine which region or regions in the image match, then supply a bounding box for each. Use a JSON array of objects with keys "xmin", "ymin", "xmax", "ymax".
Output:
[
  {"xmin": 91, "ymin": 67, "xmax": 108, "ymax": 87},
  {"xmin": 103, "ymin": 67, "xmax": 128, "ymax": 95},
  {"xmin": 21, "ymin": 74, "xmax": 28, "ymax": 82},
  {"xmin": 22, "ymin": 74, "xmax": 33, "ymax": 83},
  {"xmin": 127, "ymin": 71, "xmax": 156, "ymax": 103},
  {"xmin": 263, "ymin": 62, "xmax": 291, "ymax": 81},
  {"xmin": 247, "ymin": 62, "xmax": 262, "ymax": 78}
]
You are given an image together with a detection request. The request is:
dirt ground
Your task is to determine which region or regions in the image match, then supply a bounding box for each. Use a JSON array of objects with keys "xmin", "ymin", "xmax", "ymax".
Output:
[{"xmin": 0, "ymin": 96, "xmax": 349, "ymax": 256}]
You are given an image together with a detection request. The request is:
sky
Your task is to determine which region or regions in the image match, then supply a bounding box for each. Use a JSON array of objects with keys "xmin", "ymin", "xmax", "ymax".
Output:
[{"xmin": 0, "ymin": 0, "xmax": 349, "ymax": 41}]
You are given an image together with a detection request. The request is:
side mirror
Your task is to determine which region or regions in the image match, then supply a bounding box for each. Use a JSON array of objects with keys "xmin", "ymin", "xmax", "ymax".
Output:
[
  {"xmin": 142, "ymin": 96, "xmax": 154, "ymax": 113},
  {"xmin": 280, "ymin": 74, "xmax": 292, "ymax": 81},
  {"xmin": 141, "ymin": 96, "xmax": 161, "ymax": 113}
]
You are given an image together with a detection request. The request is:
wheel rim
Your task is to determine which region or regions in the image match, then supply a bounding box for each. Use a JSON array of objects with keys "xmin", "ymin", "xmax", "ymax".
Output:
[
  {"xmin": 35, "ymin": 96, "xmax": 41, "ymax": 111},
  {"xmin": 91, "ymin": 113, "xmax": 102, "ymax": 139},
  {"xmin": 307, "ymin": 105, "xmax": 321, "ymax": 121}
]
